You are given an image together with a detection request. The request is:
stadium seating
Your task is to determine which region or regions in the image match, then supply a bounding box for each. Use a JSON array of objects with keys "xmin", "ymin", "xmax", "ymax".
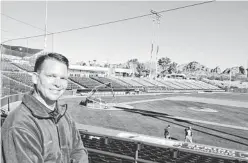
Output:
[
  {"xmin": 182, "ymin": 80, "xmax": 201, "ymax": 89},
  {"xmin": 90, "ymin": 76, "xmax": 126, "ymax": 88},
  {"xmin": 1, "ymin": 87, "xmax": 19, "ymax": 97},
  {"xmin": 2, "ymin": 56, "xmax": 227, "ymax": 96},
  {"xmin": 170, "ymin": 79, "xmax": 193, "ymax": 90},
  {"xmin": 2, "ymin": 72, "xmax": 33, "ymax": 87},
  {"xmin": 143, "ymin": 78, "xmax": 165, "ymax": 87},
  {"xmin": 109, "ymin": 77, "xmax": 134, "ymax": 88},
  {"xmin": 12, "ymin": 62, "xmax": 34, "ymax": 72},
  {"xmin": 88, "ymin": 152, "xmax": 134, "ymax": 163},
  {"xmin": 189, "ymin": 80, "xmax": 210, "ymax": 90},
  {"xmin": 204, "ymin": 79, "xmax": 248, "ymax": 89},
  {"xmin": 158, "ymin": 79, "xmax": 184, "ymax": 90},
  {"xmin": 117, "ymin": 77, "xmax": 144, "ymax": 88},
  {"xmin": 1, "ymin": 75, "xmax": 32, "ymax": 95},
  {"xmin": 2, "ymin": 71, "xmax": 81, "ymax": 96},
  {"xmin": 80, "ymin": 132, "xmax": 246, "ymax": 163},
  {"xmin": 131, "ymin": 78, "xmax": 156, "ymax": 88},
  {"xmin": 67, "ymin": 80, "xmax": 83, "ymax": 90},
  {"xmin": 198, "ymin": 80, "xmax": 220, "ymax": 90},
  {"xmin": 69, "ymin": 76, "xmax": 102, "ymax": 88},
  {"xmin": 1, "ymin": 62, "xmax": 20, "ymax": 72}
]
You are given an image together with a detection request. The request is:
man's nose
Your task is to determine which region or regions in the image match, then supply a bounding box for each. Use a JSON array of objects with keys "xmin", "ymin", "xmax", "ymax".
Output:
[{"xmin": 54, "ymin": 78, "xmax": 62, "ymax": 87}]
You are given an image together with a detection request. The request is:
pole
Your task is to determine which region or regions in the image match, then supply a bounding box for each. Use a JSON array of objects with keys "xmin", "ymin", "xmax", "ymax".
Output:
[
  {"xmin": 43, "ymin": 0, "xmax": 48, "ymax": 51},
  {"xmin": 8, "ymin": 97, "xmax": 10, "ymax": 112},
  {"xmin": 150, "ymin": 10, "xmax": 162, "ymax": 79},
  {"xmin": 229, "ymin": 70, "xmax": 231, "ymax": 90},
  {"xmin": 134, "ymin": 143, "xmax": 141, "ymax": 163},
  {"xmin": 149, "ymin": 12, "xmax": 155, "ymax": 79},
  {"xmin": 155, "ymin": 16, "xmax": 161, "ymax": 79},
  {"xmin": 52, "ymin": 33, "xmax": 54, "ymax": 52}
]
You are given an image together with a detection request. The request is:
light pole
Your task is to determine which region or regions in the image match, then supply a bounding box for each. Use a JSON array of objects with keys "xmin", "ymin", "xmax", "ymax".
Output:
[{"xmin": 150, "ymin": 10, "xmax": 162, "ymax": 79}]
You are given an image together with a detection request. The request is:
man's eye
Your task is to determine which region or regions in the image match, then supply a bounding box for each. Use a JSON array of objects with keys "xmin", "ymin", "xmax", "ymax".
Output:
[{"xmin": 47, "ymin": 75, "xmax": 55, "ymax": 78}]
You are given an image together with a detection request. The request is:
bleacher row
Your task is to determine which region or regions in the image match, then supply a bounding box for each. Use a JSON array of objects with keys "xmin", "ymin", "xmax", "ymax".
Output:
[
  {"xmin": 69, "ymin": 76, "xmax": 220, "ymax": 91},
  {"xmin": 1, "ymin": 61, "xmax": 222, "ymax": 98},
  {"xmin": 81, "ymin": 133, "xmax": 247, "ymax": 163},
  {"xmin": 1, "ymin": 75, "xmax": 32, "ymax": 96},
  {"xmin": 203, "ymin": 78, "xmax": 248, "ymax": 89},
  {"xmin": 1, "ymin": 62, "xmax": 21, "ymax": 72},
  {"xmin": 1, "ymin": 61, "xmax": 35, "ymax": 72}
]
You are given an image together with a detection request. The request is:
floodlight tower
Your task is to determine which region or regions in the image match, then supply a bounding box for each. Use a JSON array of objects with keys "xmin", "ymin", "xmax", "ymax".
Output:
[{"xmin": 150, "ymin": 10, "xmax": 162, "ymax": 79}]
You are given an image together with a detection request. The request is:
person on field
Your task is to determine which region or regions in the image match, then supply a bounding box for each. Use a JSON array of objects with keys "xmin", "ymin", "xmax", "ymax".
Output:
[
  {"xmin": 185, "ymin": 126, "xmax": 193, "ymax": 143},
  {"xmin": 164, "ymin": 125, "xmax": 171, "ymax": 139},
  {"xmin": 1, "ymin": 53, "xmax": 88, "ymax": 163}
]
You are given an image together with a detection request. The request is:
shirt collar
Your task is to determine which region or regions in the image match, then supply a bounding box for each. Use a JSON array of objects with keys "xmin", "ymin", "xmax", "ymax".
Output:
[{"xmin": 22, "ymin": 91, "xmax": 67, "ymax": 122}]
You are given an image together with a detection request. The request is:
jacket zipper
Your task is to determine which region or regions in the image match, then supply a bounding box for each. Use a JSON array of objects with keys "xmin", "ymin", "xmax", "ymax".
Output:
[
  {"xmin": 53, "ymin": 118, "xmax": 63, "ymax": 162},
  {"xmin": 56, "ymin": 123, "xmax": 61, "ymax": 149},
  {"xmin": 52, "ymin": 117, "xmax": 61, "ymax": 150}
]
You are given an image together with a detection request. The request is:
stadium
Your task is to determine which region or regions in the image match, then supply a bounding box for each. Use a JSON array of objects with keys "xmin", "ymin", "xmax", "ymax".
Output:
[
  {"xmin": 1, "ymin": 44, "xmax": 248, "ymax": 163},
  {"xmin": 1, "ymin": 1, "xmax": 248, "ymax": 163}
]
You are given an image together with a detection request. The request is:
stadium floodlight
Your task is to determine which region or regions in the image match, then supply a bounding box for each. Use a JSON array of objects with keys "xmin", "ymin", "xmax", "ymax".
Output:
[{"xmin": 150, "ymin": 10, "xmax": 162, "ymax": 79}]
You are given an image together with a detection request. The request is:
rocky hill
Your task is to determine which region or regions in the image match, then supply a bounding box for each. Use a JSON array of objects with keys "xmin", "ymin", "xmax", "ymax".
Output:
[
  {"xmin": 211, "ymin": 66, "xmax": 221, "ymax": 74},
  {"xmin": 222, "ymin": 66, "xmax": 246, "ymax": 75},
  {"xmin": 178, "ymin": 62, "xmax": 247, "ymax": 78},
  {"xmin": 177, "ymin": 61, "xmax": 211, "ymax": 77}
]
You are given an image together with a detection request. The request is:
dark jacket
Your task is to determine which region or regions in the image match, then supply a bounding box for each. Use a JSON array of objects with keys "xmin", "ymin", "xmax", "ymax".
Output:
[{"xmin": 1, "ymin": 93, "xmax": 88, "ymax": 163}]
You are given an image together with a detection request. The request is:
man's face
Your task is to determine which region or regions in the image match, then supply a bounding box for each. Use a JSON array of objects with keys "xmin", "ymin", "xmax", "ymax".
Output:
[{"xmin": 34, "ymin": 59, "xmax": 68, "ymax": 105}]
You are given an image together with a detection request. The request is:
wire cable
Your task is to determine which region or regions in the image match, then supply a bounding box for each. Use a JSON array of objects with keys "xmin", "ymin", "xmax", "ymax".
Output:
[
  {"xmin": 1, "ymin": 13, "xmax": 52, "ymax": 33},
  {"xmin": 1, "ymin": 1, "xmax": 215, "ymax": 44}
]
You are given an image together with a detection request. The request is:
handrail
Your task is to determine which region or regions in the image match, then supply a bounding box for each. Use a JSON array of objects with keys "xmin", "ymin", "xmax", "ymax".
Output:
[
  {"xmin": 78, "ymin": 128, "xmax": 248, "ymax": 162},
  {"xmin": 87, "ymin": 148, "xmax": 157, "ymax": 163}
]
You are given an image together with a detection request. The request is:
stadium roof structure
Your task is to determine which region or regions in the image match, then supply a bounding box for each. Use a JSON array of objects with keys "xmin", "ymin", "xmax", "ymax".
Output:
[{"xmin": 1, "ymin": 44, "xmax": 42, "ymax": 58}]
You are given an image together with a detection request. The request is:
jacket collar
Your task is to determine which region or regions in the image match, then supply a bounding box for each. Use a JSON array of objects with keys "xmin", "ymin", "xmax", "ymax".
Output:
[{"xmin": 22, "ymin": 91, "xmax": 67, "ymax": 122}]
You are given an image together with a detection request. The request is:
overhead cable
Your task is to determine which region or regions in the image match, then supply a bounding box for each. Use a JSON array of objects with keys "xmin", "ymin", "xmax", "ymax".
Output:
[{"xmin": 2, "ymin": 1, "xmax": 215, "ymax": 44}]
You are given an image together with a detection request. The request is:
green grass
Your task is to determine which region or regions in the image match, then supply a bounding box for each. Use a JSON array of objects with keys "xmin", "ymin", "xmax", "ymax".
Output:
[{"xmin": 61, "ymin": 93, "xmax": 248, "ymax": 151}]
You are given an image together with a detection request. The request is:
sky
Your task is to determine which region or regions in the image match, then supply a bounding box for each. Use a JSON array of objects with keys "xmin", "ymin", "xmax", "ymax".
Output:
[{"xmin": 1, "ymin": 1, "xmax": 248, "ymax": 71}]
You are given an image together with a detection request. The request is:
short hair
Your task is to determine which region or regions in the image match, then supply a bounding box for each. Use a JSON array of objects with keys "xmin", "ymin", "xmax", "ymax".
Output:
[{"xmin": 34, "ymin": 53, "xmax": 69, "ymax": 72}]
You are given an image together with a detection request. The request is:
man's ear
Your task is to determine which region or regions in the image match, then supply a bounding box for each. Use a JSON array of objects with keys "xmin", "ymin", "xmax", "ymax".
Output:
[{"xmin": 32, "ymin": 72, "xmax": 38, "ymax": 84}]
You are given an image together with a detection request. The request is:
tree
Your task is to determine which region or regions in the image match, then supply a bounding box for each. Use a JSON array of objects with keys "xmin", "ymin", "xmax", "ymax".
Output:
[
  {"xmin": 126, "ymin": 58, "xmax": 139, "ymax": 76},
  {"xmin": 104, "ymin": 63, "xmax": 110, "ymax": 68},
  {"xmin": 76, "ymin": 61, "xmax": 87, "ymax": 66},
  {"xmin": 158, "ymin": 57, "xmax": 171, "ymax": 71},
  {"xmin": 136, "ymin": 63, "xmax": 148, "ymax": 77},
  {"xmin": 168, "ymin": 62, "xmax": 178, "ymax": 74},
  {"xmin": 126, "ymin": 59, "xmax": 149, "ymax": 77}
]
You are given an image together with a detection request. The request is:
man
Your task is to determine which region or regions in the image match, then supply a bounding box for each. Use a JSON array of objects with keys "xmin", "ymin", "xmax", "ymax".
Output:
[
  {"xmin": 185, "ymin": 126, "xmax": 193, "ymax": 143},
  {"xmin": 1, "ymin": 53, "xmax": 88, "ymax": 163},
  {"xmin": 164, "ymin": 125, "xmax": 171, "ymax": 139}
]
